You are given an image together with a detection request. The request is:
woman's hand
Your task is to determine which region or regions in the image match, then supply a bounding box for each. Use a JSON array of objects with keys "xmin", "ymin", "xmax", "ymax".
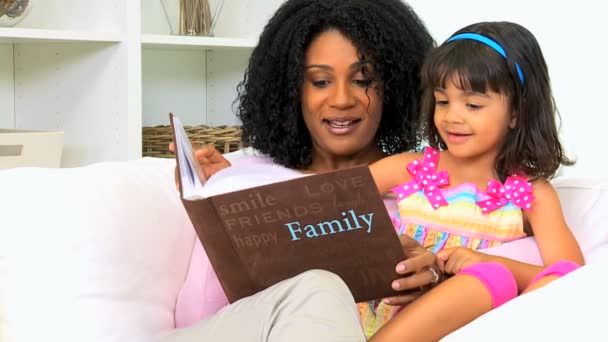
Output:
[
  {"xmin": 192, "ymin": 144, "xmax": 232, "ymax": 179},
  {"xmin": 168, "ymin": 142, "xmax": 232, "ymax": 190},
  {"xmin": 383, "ymin": 235, "xmax": 443, "ymax": 306},
  {"xmin": 436, "ymin": 247, "xmax": 491, "ymax": 274}
]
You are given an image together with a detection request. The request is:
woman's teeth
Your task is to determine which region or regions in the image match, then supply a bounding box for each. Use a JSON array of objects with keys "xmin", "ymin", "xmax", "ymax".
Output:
[{"xmin": 329, "ymin": 120, "xmax": 353, "ymax": 127}]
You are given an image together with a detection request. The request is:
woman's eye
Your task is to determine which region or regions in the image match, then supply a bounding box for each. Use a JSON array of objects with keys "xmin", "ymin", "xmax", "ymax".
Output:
[
  {"xmin": 312, "ymin": 80, "xmax": 330, "ymax": 88},
  {"xmin": 353, "ymin": 79, "xmax": 373, "ymax": 87}
]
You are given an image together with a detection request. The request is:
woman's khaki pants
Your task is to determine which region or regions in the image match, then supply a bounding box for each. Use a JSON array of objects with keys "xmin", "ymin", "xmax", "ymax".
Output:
[{"xmin": 159, "ymin": 270, "xmax": 366, "ymax": 342}]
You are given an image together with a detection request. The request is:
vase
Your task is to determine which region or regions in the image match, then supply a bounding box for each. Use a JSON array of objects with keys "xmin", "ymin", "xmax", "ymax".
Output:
[
  {"xmin": 160, "ymin": 0, "xmax": 225, "ymax": 36},
  {"xmin": 0, "ymin": 0, "xmax": 31, "ymax": 27}
]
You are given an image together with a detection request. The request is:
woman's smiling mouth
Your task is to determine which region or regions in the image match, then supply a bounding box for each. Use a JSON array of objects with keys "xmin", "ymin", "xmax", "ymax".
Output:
[{"xmin": 324, "ymin": 119, "xmax": 362, "ymax": 135}]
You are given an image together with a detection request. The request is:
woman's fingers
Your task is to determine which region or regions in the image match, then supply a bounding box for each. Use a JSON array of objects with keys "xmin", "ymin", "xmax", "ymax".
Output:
[
  {"xmin": 169, "ymin": 142, "xmax": 180, "ymax": 190},
  {"xmin": 382, "ymin": 290, "xmax": 422, "ymax": 306},
  {"xmin": 395, "ymin": 248, "xmax": 436, "ymax": 275},
  {"xmin": 399, "ymin": 234, "xmax": 425, "ymax": 256},
  {"xmin": 194, "ymin": 145, "xmax": 232, "ymax": 178},
  {"xmin": 396, "ymin": 235, "xmax": 435, "ymax": 274},
  {"xmin": 391, "ymin": 267, "xmax": 437, "ymax": 292},
  {"xmin": 194, "ymin": 144, "xmax": 216, "ymax": 160},
  {"xmin": 393, "ymin": 236, "xmax": 444, "ymax": 296},
  {"xmin": 173, "ymin": 166, "xmax": 180, "ymax": 191}
]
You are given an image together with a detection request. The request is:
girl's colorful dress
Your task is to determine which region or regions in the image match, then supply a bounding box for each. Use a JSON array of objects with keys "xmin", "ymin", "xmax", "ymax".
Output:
[{"xmin": 360, "ymin": 147, "xmax": 533, "ymax": 338}]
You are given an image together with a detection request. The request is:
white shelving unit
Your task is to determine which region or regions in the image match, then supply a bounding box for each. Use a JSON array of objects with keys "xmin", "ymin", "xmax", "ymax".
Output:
[
  {"xmin": 0, "ymin": 28, "xmax": 122, "ymax": 43},
  {"xmin": 0, "ymin": 0, "xmax": 283, "ymax": 167},
  {"xmin": 142, "ymin": 34, "xmax": 256, "ymax": 50}
]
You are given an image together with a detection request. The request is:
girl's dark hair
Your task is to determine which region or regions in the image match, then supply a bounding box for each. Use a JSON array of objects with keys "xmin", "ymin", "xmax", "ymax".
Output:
[
  {"xmin": 236, "ymin": 0, "xmax": 434, "ymax": 169},
  {"xmin": 420, "ymin": 21, "xmax": 573, "ymax": 181}
]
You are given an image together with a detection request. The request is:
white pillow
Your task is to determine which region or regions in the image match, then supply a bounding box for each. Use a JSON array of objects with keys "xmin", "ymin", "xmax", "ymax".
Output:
[
  {"xmin": 553, "ymin": 178, "xmax": 608, "ymax": 263},
  {"xmin": 0, "ymin": 158, "xmax": 195, "ymax": 342}
]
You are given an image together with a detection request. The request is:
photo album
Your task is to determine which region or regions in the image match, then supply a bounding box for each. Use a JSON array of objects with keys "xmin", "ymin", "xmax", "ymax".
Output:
[{"xmin": 169, "ymin": 113, "xmax": 406, "ymax": 303}]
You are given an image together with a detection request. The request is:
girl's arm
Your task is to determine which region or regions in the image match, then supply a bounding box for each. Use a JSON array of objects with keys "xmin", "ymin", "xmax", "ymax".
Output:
[
  {"xmin": 483, "ymin": 180, "xmax": 584, "ymax": 290},
  {"xmin": 368, "ymin": 152, "xmax": 419, "ymax": 195},
  {"xmin": 524, "ymin": 179, "xmax": 584, "ymax": 265},
  {"xmin": 437, "ymin": 180, "xmax": 584, "ymax": 291}
]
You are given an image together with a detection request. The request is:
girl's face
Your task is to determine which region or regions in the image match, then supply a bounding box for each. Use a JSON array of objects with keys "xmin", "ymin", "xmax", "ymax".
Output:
[
  {"xmin": 433, "ymin": 76, "xmax": 515, "ymax": 161},
  {"xmin": 301, "ymin": 29, "xmax": 384, "ymax": 170}
]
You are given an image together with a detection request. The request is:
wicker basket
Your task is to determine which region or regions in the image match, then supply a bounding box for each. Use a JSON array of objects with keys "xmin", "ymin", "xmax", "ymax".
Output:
[{"xmin": 142, "ymin": 125, "xmax": 243, "ymax": 158}]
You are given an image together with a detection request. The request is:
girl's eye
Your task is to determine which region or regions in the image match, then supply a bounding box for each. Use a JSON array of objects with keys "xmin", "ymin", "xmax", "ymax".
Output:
[
  {"xmin": 435, "ymin": 100, "xmax": 448, "ymax": 106},
  {"xmin": 353, "ymin": 79, "xmax": 373, "ymax": 87},
  {"xmin": 467, "ymin": 103, "xmax": 483, "ymax": 110},
  {"xmin": 312, "ymin": 80, "xmax": 330, "ymax": 88}
]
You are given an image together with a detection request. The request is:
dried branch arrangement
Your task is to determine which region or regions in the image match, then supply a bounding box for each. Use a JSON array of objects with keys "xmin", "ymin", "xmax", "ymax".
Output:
[{"xmin": 180, "ymin": 0, "xmax": 212, "ymax": 36}]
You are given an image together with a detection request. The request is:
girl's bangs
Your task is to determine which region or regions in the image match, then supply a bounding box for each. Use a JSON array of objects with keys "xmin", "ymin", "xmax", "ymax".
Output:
[{"xmin": 424, "ymin": 42, "xmax": 513, "ymax": 95}]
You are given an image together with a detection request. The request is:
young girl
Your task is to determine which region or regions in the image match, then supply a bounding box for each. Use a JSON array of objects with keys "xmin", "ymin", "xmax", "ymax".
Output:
[{"xmin": 367, "ymin": 21, "xmax": 584, "ymax": 341}]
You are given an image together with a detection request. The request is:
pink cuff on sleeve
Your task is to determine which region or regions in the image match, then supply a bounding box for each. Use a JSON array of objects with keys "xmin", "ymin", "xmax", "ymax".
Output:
[
  {"xmin": 458, "ymin": 262, "xmax": 518, "ymax": 309},
  {"xmin": 529, "ymin": 260, "xmax": 581, "ymax": 287}
]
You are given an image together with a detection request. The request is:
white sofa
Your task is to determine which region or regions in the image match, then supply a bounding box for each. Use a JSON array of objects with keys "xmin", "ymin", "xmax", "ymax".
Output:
[{"xmin": 1, "ymin": 154, "xmax": 607, "ymax": 342}]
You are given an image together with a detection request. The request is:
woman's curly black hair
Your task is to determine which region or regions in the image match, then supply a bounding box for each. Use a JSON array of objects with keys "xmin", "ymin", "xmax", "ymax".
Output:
[{"xmin": 236, "ymin": 0, "xmax": 434, "ymax": 168}]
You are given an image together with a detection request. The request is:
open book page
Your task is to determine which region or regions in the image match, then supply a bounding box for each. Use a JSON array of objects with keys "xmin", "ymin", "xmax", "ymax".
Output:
[{"xmin": 170, "ymin": 114, "xmax": 207, "ymax": 200}]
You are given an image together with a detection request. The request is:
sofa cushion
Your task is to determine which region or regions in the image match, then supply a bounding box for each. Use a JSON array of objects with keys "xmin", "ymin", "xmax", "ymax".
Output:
[
  {"xmin": 553, "ymin": 177, "xmax": 608, "ymax": 263},
  {"xmin": 0, "ymin": 158, "xmax": 195, "ymax": 342}
]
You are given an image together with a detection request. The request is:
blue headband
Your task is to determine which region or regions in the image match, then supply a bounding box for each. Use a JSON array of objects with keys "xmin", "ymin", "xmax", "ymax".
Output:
[{"xmin": 446, "ymin": 33, "xmax": 525, "ymax": 85}]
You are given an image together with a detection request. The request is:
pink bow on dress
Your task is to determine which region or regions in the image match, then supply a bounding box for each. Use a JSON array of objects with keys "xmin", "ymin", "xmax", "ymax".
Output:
[
  {"xmin": 391, "ymin": 147, "xmax": 450, "ymax": 209},
  {"xmin": 477, "ymin": 175, "xmax": 535, "ymax": 214}
]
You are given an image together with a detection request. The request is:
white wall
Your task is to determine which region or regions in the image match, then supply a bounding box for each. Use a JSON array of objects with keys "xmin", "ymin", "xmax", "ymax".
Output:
[{"xmin": 406, "ymin": 0, "xmax": 606, "ymax": 179}]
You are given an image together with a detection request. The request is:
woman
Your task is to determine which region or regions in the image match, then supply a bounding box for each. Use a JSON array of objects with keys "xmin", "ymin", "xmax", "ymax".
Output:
[
  {"xmin": 167, "ymin": 0, "xmax": 438, "ymax": 340},
  {"xmin": 232, "ymin": 0, "xmax": 441, "ymax": 295}
]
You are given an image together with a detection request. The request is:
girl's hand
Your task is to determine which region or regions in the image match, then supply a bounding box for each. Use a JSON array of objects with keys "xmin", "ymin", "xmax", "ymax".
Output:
[
  {"xmin": 436, "ymin": 247, "xmax": 491, "ymax": 274},
  {"xmin": 383, "ymin": 235, "xmax": 443, "ymax": 306}
]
